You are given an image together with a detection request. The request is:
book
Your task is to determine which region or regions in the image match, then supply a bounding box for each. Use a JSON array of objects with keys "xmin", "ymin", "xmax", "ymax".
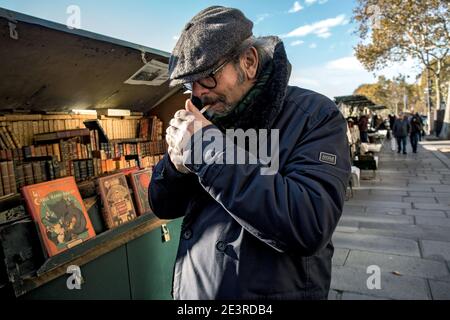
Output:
[
  {"xmin": 98, "ymin": 173, "xmax": 137, "ymax": 229},
  {"xmin": 21, "ymin": 176, "xmax": 96, "ymax": 257},
  {"xmin": 97, "ymin": 109, "xmax": 131, "ymax": 117},
  {"xmin": 0, "ymin": 162, "xmax": 11, "ymax": 195},
  {"xmin": 129, "ymin": 169, "xmax": 153, "ymax": 216}
]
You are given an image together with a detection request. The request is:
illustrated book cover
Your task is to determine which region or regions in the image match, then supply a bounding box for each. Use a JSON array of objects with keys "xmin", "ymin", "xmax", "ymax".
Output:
[
  {"xmin": 98, "ymin": 173, "xmax": 137, "ymax": 229},
  {"xmin": 129, "ymin": 169, "xmax": 153, "ymax": 216},
  {"xmin": 21, "ymin": 176, "xmax": 96, "ymax": 257}
]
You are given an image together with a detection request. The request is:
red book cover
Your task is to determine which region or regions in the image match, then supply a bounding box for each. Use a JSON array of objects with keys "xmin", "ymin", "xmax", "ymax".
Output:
[
  {"xmin": 129, "ymin": 169, "xmax": 153, "ymax": 216},
  {"xmin": 98, "ymin": 173, "xmax": 137, "ymax": 229},
  {"xmin": 21, "ymin": 176, "xmax": 96, "ymax": 257}
]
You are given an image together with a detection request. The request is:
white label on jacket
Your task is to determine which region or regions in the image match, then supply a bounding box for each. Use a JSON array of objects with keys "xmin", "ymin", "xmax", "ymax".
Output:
[{"xmin": 319, "ymin": 152, "xmax": 337, "ymax": 165}]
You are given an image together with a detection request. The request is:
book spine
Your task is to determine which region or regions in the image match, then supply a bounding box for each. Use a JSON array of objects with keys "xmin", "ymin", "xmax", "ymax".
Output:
[
  {"xmin": 23, "ymin": 163, "xmax": 34, "ymax": 186},
  {"xmin": 40, "ymin": 161, "xmax": 48, "ymax": 182},
  {"xmin": 1, "ymin": 162, "xmax": 11, "ymax": 195},
  {"xmin": 7, "ymin": 161, "xmax": 17, "ymax": 194},
  {"xmin": 32, "ymin": 161, "xmax": 42, "ymax": 183},
  {"xmin": 98, "ymin": 183, "xmax": 114, "ymax": 229},
  {"xmin": 0, "ymin": 169, "xmax": 3, "ymax": 196}
]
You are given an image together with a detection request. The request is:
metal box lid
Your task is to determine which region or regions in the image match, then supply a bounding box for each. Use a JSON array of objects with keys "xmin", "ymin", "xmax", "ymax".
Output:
[{"xmin": 0, "ymin": 8, "xmax": 179, "ymax": 113}]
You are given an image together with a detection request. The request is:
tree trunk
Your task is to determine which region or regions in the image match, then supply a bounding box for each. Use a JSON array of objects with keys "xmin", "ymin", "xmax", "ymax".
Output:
[
  {"xmin": 439, "ymin": 81, "xmax": 450, "ymax": 140},
  {"xmin": 435, "ymin": 74, "xmax": 441, "ymax": 110},
  {"xmin": 425, "ymin": 67, "xmax": 433, "ymax": 135}
]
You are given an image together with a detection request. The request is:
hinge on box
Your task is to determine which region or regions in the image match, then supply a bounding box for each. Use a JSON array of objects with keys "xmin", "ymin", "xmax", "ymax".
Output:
[{"xmin": 161, "ymin": 224, "xmax": 171, "ymax": 243}]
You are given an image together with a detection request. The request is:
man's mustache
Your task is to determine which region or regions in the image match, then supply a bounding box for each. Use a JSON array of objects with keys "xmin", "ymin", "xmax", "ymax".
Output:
[{"xmin": 202, "ymin": 95, "xmax": 227, "ymax": 106}]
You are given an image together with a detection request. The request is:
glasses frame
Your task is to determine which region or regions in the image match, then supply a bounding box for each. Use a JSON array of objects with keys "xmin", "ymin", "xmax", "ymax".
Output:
[{"xmin": 183, "ymin": 58, "xmax": 231, "ymax": 91}]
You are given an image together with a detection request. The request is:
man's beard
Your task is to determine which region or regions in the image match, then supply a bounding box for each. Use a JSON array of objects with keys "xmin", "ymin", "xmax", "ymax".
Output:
[{"xmin": 202, "ymin": 65, "xmax": 245, "ymax": 117}]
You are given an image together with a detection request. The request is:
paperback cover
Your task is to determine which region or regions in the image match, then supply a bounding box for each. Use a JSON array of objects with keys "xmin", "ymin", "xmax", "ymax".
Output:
[
  {"xmin": 98, "ymin": 173, "xmax": 137, "ymax": 228},
  {"xmin": 21, "ymin": 176, "xmax": 96, "ymax": 257},
  {"xmin": 129, "ymin": 169, "xmax": 153, "ymax": 216}
]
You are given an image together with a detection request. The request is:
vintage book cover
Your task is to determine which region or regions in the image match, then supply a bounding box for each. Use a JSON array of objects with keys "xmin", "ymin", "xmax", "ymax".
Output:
[
  {"xmin": 129, "ymin": 169, "xmax": 153, "ymax": 216},
  {"xmin": 98, "ymin": 173, "xmax": 137, "ymax": 229},
  {"xmin": 21, "ymin": 176, "xmax": 96, "ymax": 257}
]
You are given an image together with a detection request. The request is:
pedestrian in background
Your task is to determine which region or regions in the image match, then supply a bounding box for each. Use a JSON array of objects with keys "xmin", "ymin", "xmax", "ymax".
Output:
[
  {"xmin": 410, "ymin": 114, "xmax": 422, "ymax": 153},
  {"xmin": 393, "ymin": 112, "xmax": 410, "ymax": 155},
  {"xmin": 358, "ymin": 115, "xmax": 369, "ymax": 143}
]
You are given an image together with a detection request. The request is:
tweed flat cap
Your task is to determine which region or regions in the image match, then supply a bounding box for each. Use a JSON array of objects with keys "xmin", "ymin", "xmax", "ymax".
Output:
[{"xmin": 168, "ymin": 6, "xmax": 253, "ymax": 86}]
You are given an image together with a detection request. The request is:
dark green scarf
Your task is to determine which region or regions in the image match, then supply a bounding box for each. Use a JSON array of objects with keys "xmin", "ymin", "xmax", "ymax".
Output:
[{"xmin": 209, "ymin": 62, "xmax": 274, "ymax": 131}]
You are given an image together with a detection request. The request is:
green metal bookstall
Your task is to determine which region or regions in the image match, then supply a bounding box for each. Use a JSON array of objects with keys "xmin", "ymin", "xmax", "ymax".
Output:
[{"xmin": 0, "ymin": 7, "xmax": 186, "ymax": 299}]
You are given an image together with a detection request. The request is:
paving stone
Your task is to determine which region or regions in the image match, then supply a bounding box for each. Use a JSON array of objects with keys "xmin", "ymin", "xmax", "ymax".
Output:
[
  {"xmin": 429, "ymin": 280, "xmax": 450, "ymax": 300},
  {"xmin": 357, "ymin": 223, "xmax": 450, "ymax": 243},
  {"xmin": 413, "ymin": 203, "xmax": 450, "ymax": 211},
  {"xmin": 332, "ymin": 232, "xmax": 421, "ymax": 257},
  {"xmin": 354, "ymin": 195, "xmax": 405, "ymax": 202},
  {"xmin": 421, "ymin": 240, "xmax": 450, "ymax": 261},
  {"xmin": 327, "ymin": 289, "xmax": 340, "ymax": 300},
  {"xmin": 409, "ymin": 192, "xmax": 450, "ymax": 197},
  {"xmin": 332, "ymin": 248, "xmax": 350, "ymax": 266},
  {"xmin": 436, "ymin": 197, "xmax": 450, "ymax": 205},
  {"xmin": 432, "ymin": 185, "xmax": 450, "ymax": 192},
  {"xmin": 345, "ymin": 200, "xmax": 411, "ymax": 209},
  {"xmin": 371, "ymin": 190, "xmax": 409, "ymax": 196},
  {"xmin": 404, "ymin": 186, "xmax": 435, "ymax": 192},
  {"xmin": 408, "ymin": 181, "xmax": 443, "ymax": 185},
  {"xmin": 365, "ymin": 207, "xmax": 403, "ymax": 215},
  {"xmin": 331, "ymin": 266, "xmax": 431, "ymax": 300},
  {"xmin": 342, "ymin": 205, "xmax": 366, "ymax": 215},
  {"xmin": 415, "ymin": 216, "xmax": 450, "ymax": 227},
  {"xmin": 344, "ymin": 250, "xmax": 449, "ymax": 280},
  {"xmin": 341, "ymin": 292, "xmax": 390, "ymax": 300},
  {"xmin": 336, "ymin": 224, "xmax": 359, "ymax": 233},
  {"xmin": 340, "ymin": 215, "xmax": 413, "ymax": 225},
  {"xmin": 403, "ymin": 197, "xmax": 437, "ymax": 204},
  {"xmin": 404, "ymin": 209, "xmax": 447, "ymax": 218}
]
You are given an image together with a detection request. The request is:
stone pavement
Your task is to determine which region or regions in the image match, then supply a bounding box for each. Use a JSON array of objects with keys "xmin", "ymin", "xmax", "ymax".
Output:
[{"xmin": 329, "ymin": 138, "xmax": 450, "ymax": 300}]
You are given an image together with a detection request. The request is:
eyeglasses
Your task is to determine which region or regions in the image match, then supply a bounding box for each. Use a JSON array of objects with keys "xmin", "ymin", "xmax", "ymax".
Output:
[{"xmin": 183, "ymin": 58, "xmax": 231, "ymax": 91}]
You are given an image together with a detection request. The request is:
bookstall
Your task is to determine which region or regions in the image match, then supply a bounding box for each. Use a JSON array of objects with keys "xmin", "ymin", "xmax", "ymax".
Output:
[{"xmin": 0, "ymin": 8, "xmax": 188, "ymax": 299}]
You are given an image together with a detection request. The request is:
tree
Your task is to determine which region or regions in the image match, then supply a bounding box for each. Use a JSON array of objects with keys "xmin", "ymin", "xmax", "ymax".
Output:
[
  {"xmin": 353, "ymin": 0, "xmax": 450, "ymax": 135},
  {"xmin": 354, "ymin": 75, "xmax": 423, "ymax": 114}
]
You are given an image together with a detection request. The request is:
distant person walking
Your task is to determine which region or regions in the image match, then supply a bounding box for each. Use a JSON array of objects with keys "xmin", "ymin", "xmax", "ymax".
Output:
[
  {"xmin": 410, "ymin": 115, "xmax": 422, "ymax": 153},
  {"xmin": 358, "ymin": 115, "xmax": 369, "ymax": 143},
  {"xmin": 393, "ymin": 112, "xmax": 410, "ymax": 155},
  {"xmin": 387, "ymin": 114, "xmax": 396, "ymax": 140},
  {"xmin": 415, "ymin": 112, "xmax": 424, "ymax": 141}
]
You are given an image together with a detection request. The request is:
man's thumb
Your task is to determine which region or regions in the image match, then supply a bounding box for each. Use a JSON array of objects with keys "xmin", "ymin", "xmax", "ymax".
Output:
[{"xmin": 185, "ymin": 99, "xmax": 200, "ymax": 114}]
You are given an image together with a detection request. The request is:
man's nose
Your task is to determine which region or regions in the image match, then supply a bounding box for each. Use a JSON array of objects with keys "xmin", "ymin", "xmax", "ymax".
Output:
[{"xmin": 192, "ymin": 82, "xmax": 211, "ymax": 97}]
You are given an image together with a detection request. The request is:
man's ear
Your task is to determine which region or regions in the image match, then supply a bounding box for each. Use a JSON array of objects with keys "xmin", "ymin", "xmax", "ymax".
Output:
[{"xmin": 240, "ymin": 47, "xmax": 259, "ymax": 81}]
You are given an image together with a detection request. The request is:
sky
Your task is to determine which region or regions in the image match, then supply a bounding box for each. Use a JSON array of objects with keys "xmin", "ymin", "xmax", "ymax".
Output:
[{"xmin": 0, "ymin": 0, "xmax": 420, "ymax": 99}]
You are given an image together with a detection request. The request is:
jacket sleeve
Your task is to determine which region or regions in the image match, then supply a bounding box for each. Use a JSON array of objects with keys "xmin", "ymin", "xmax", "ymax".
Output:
[
  {"xmin": 183, "ymin": 107, "xmax": 351, "ymax": 255},
  {"xmin": 148, "ymin": 153, "xmax": 198, "ymax": 220}
]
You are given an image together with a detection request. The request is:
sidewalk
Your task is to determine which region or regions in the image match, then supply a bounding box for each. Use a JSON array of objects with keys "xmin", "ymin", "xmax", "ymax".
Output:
[{"xmin": 329, "ymin": 138, "xmax": 450, "ymax": 300}]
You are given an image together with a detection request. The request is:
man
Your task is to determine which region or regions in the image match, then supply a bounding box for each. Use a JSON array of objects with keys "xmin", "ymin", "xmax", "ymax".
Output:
[
  {"xmin": 358, "ymin": 115, "xmax": 369, "ymax": 143},
  {"xmin": 414, "ymin": 112, "xmax": 424, "ymax": 141},
  {"xmin": 393, "ymin": 112, "xmax": 410, "ymax": 154},
  {"xmin": 149, "ymin": 6, "xmax": 351, "ymax": 300},
  {"xmin": 410, "ymin": 114, "xmax": 422, "ymax": 153}
]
